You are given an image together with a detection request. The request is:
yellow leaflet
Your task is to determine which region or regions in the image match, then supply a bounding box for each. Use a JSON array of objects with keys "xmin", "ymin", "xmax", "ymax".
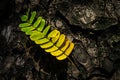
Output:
[
  {"xmin": 40, "ymin": 42, "xmax": 53, "ymax": 48},
  {"xmin": 56, "ymin": 54, "xmax": 67, "ymax": 60},
  {"xmin": 35, "ymin": 38, "xmax": 49, "ymax": 44},
  {"xmin": 56, "ymin": 34, "xmax": 65, "ymax": 47},
  {"xmin": 48, "ymin": 30, "xmax": 59, "ymax": 38},
  {"xmin": 64, "ymin": 42, "xmax": 74, "ymax": 56},
  {"xmin": 51, "ymin": 50, "xmax": 63, "ymax": 56},
  {"xmin": 56, "ymin": 42, "xmax": 74, "ymax": 60},
  {"xmin": 51, "ymin": 31, "xmax": 60, "ymax": 43},
  {"xmin": 61, "ymin": 40, "xmax": 70, "ymax": 51},
  {"xmin": 45, "ymin": 46, "xmax": 58, "ymax": 52}
]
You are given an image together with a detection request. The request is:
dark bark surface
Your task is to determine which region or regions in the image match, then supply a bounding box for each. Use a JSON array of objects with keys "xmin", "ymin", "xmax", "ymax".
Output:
[{"xmin": 0, "ymin": 0, "xmax": 120, "ymax": 80}]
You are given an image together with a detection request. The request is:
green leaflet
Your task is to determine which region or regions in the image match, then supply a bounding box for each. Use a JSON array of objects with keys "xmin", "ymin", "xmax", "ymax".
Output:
[
  {"xmin": 19, "ymin": 11, "xmax": 74, "ymax": 60},
  {"xmin": 29, "ymin": 11, "xmax": 36, "ymax": 24},
  {"xmin": 37, "ymin": 19, "xmax": 45, "ymax": 31},
  {"xmin": 21, "ymin": 15, "xmax": 28, "ymax": 22},
  {"xmin": 19, "ymin": 23, "xmax": 31, "ymax": 28},
  {"xmin": 20, "ymin": 9, "xmax": 30, "ymax": 22}
]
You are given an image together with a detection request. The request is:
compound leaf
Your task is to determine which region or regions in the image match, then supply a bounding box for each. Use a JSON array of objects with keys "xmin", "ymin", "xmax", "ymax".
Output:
[{"xmin": 19, "ymin": 11, "xmax": 74, "ymax": 60}]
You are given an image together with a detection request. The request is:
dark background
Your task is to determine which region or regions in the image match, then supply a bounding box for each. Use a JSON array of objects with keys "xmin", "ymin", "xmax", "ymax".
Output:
[{"xmin": 0, "ymin": 0, "xmax": 120, "ymax": 80}]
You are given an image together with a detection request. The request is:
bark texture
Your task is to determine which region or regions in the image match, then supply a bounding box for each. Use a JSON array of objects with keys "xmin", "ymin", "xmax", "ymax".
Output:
[{"xmin": 0, "ymin": 0, "xmax": 120, "ymax": 80}]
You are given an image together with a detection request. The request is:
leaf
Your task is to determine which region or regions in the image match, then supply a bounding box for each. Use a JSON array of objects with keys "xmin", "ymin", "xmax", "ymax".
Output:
[
  {"xmin": 51, "ymin": 50, "xmax": 63, "ymax": 56},
  {"xmin": 33, "ymin": 17, "xmax": 42, "ymax": 28},
  {"xmin": 45, "ymin": 46, "xmax": 58, "ymax": 52},
  {"xmin": 42, "ymin": 25, "xmax": 51, "ymax": 35},
  {"xmin": 48, "ymin": 30, "xmax": 60, "ymax": 43},
  {"xmin": 56, "ymin": 34, "xmax": 65, "ymax": 47},
  {"xmin": 56, "ymin": 42, "xmax": 74, "ymax": 60},
  {"xmin": 19, "ymin": 11, "xmax": 74, "ymax": 60},
  {"xmin": 35, "ymin": 38, "xmax": 49, "ymax": 44},
  {"xmin": 25, "ymin": 30, "xmax": 38, "ymax": 35},
  {"xmin": 40, "ymin": 42, "xmax": 53, "ymax": 48},
  {"xmin": 21, "ymin": 27, "xmax": 35, "ymax": 32},
  {"xmin": 48, "ymin": 30, "xmax": 58, "ymax": 38},
  {"xmin": 64, "ymin": 42, "xmax": 74, "ymax": 56},
  {"xmin": 61, "ymin": 40, "xmax": 70, "ymax": 51},
  {"xmin": 29, "ymin": 11, "xmax": 36, "ymax": 24},
  {"xmin": 19, "ymin": 23, "xmax": 31, "ymax": 28},
  {"xmin": 21, "ymin": 15, "xmax": 28, "ymax": 22},
  {"xmin": 20, "ymin": 9, "xmax": 30, "ymax": 22},
  {"xmin": 37, "ymin": 19, "xmax": 46, "ymax": 31},
  {"xmin": 30, "ymin": 31, "xmax": 44, "ymax": 41}
]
